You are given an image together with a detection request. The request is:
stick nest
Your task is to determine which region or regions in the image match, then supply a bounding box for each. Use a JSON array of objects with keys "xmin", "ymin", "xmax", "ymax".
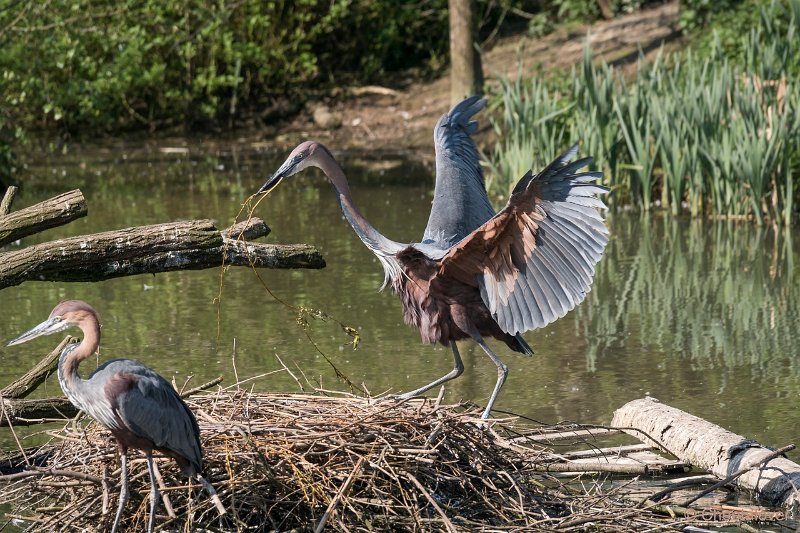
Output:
[{"xmin": 1, "ymin": 391, "xmax": 697, "ymax": 531}]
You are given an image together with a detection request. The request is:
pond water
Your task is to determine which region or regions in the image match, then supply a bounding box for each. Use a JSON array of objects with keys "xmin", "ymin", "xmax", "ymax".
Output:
[{"xmin": 1, "ymin": 143, "xmax": 799, "ymax": 460}]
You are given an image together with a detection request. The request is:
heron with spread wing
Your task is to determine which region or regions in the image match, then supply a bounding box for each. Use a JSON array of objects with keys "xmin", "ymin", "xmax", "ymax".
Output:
[{"xmin": 257, "ymin": 96, "xmax": 609, "ymax": 419}]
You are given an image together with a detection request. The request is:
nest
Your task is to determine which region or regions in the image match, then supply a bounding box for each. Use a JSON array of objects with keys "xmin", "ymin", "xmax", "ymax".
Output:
[{"xmin": 1, "ymin": 391, "xmax": 705, "ymax": 531}]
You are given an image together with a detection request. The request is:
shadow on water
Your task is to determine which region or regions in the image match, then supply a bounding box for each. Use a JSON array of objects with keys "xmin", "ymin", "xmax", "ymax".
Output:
[{"xmin": 1, "ymin": 146, "xmax": 799, "ymax": 454}]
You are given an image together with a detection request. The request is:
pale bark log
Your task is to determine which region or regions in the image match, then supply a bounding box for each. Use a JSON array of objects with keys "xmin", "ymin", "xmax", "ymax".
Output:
[
  {"xmin": 0, "ymin": 189, "xmax": 87, "ymax": 247},
  {"xmin": 612, "ymin": 397, "xmax": 800, "ymax": 506},
  {"xmin": 0, "ymin": 219, "xmax": 324, "ymax": 289}
]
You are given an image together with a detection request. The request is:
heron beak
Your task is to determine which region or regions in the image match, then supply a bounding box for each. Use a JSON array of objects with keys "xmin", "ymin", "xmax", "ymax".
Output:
[
  {"xmin": 256, "ymin": 171, "xmax": 284, "ymax": 195},
  {"xmin": 257, "ymin": 155, "xmax": 301, "ymax": 195},
  {"xmin": 7, "ymin": 317, "xmax": 70, "ymax": 347}
]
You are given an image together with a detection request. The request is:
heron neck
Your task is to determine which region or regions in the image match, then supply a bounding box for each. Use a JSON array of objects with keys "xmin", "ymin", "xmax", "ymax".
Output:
[
  {"xmin": 318, "ymin": 154, "xmax": 381, "ymax": 244},
  {"xmin": 57, "ymin": 322, "xmax": 101, "ymax": 408}
]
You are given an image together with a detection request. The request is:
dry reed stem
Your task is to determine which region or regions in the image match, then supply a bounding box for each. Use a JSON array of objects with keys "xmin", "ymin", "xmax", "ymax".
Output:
[{"xmin": 0, "ymin": 392, "xmax": 757, "ymax": 531}]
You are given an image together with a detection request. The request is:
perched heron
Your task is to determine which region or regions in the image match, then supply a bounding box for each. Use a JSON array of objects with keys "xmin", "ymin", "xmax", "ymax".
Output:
[
  {"xmin": 7, "ymin": 300, "xmax": 224, "ymax": 532},
  {"xmin": 257, "ymin": 96, "xmax": 609, "ymax": 418}
]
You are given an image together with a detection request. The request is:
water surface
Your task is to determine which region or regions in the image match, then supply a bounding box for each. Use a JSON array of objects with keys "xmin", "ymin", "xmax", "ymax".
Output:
[{"xmin": 1, "ymin": 144, "xmax": 798, "ymax": 457}]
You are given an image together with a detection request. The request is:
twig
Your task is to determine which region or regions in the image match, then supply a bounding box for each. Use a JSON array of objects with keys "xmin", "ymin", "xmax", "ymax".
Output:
[
  {"xmin": 0, "ymin": 467, "xmax": 103, "ymax": 484},
  {"xmin": 180, "ymin": 376, "xmax": 224, "ymax": 399},
  {"xmin": 275, "ymin": 353, "xmax": 305, "ymax": 392},
  {"xmin": 407, "ymin": 473, "xmax": 456, "ymax": 533},
  {"xmin": 314, "ymin": 456, "xmax": 366, "ymax": 533},
  {"xmin": 151, "ymin": 461, "xmax": 177, "ymax": 518},
  {"xmin": 645, "ymin": 476, "xmax": 719, "ymax": 503}
]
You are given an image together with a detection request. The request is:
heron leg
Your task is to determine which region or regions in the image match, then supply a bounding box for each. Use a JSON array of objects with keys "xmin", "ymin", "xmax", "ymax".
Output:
[
  {"xmin": 145, "ymin": 452, "xmax": 160, "ymax": 533},
  {"xmin": 475, "ymin": 338, "xmax": 508, "ymax": 419},
  {"xmin": 398, "ymin": 343, "xmax": 464, "ymax": 399},
  {"xmin": 111, "ymin": 451, "xmax": 129, "ymax": 533}
]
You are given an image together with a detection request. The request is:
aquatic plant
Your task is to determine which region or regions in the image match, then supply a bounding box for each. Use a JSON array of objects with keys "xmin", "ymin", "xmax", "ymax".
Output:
[{"xmin": 487, "ymin": 0, "xmax": 800, "ymax": 224}]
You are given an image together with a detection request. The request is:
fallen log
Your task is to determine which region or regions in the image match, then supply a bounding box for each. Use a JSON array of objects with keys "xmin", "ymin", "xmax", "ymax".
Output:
[
  {"xmin": 0, "ymin": 397, "xmax": 78, "ymax": 427},
  {"xmin": 0, "ymin": 189, "xmax": 87, "ymax": 247},
  {"xmin": 0, "ymin": 336, "xmax": 74, "ymax": 399},
  {"xmin": 612, "ymin": 397, "xmax": 800, "ymax": 506},
  {"xmin": 0, "ymin": 218, "xmax": 324, "ymax": 289}
]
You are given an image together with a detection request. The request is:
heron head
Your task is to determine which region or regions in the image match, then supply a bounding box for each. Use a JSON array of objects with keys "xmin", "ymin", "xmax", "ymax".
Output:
[
  {"xmin": 257, "ymin": 140, "xmax": 327, "ymax": 195},
  {"xmin": 7, "ymin": 300, "xmax": 97, "ymax": 346}
]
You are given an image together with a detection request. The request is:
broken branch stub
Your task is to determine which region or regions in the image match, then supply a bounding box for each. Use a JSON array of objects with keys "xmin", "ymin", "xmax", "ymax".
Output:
[{"xmin": 0, "ymin": 189, "xmax": 87, "ymax": 247}]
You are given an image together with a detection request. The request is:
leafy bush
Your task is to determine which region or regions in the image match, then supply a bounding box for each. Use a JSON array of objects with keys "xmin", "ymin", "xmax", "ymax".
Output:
[{"xmin": 0, "ymin": 0, "xmax": 450, "ymax": 134}]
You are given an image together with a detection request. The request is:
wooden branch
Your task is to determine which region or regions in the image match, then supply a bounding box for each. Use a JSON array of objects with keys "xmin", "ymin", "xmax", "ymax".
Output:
[
  {"xmin": 0, "ymin": 218, "xmax": 324, "ymax": 289},
  {"xmin": 0, "ymin": 397, "xmax": 78, "ymax": 427},
  {"xmin": 0, "ymin": 189, "xmax": 87, "ymax": 247},
  {"xmin": 221, "ymin": 218, "xmax": 270, "ymax": 240},
  {"xmin": 180, "ymin": 376, "xmax": 224, "ymax": 399},
  {"xmin": 532, "ymin": 462, "xmax": 651, "ymax": 474},
  {"xmin": 612, "ymin": 397, "xmax": 800, "ymax": 506},
  {"xmin": 221, "ymin": 238, "xmax": 324, "ymax": 269},
  {"xmin": 1, "ymin": 336, "xmax": 74, "ymax": 399},
  {"xmin": 0, "ymin": 185, "xmax": 18, "ymax": 216}
]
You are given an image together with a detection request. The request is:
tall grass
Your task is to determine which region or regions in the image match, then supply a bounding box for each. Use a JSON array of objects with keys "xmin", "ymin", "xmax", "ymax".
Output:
[{"xmin": 486, "ymin": 0, "xmax": 800, "ymax": 224}]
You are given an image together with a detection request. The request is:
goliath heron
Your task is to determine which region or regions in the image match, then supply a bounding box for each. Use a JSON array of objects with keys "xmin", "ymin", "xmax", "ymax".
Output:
[
  {"xmin": 257, "ymin": 96, "xmax": 609, "ymax": 419},
  {"xmin": 7, "ymin": 300, "xmax": 224, "ymax": 532}
]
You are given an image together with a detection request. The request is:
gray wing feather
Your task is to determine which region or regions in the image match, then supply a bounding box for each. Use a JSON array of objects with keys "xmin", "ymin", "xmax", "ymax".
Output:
[
  {"xmin": 111, "ymin": 362, "xmax": 202, "ymax": 472},
  {"xmin": 423, "ymin": 96, "xmax": 495, "ymax": 248},
  {"xmin": 480, "ymin": 144, "xmax": 609, "ymax": 335}
]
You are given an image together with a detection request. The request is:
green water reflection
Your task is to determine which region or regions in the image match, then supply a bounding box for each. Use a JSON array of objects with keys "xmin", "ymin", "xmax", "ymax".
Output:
[{"xmin": 1, "ymin": 146, "xmax": 798, "ymax": 455}]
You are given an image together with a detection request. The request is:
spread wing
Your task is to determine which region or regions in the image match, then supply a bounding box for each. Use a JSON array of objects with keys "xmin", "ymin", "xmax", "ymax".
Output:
[
  {"xmin": 422, "ymin": 96, "xmax": 495, "ymax": 248},
  {"xmin": 435, "ymin": 145, "xmax": 609, "ymax": 335}
]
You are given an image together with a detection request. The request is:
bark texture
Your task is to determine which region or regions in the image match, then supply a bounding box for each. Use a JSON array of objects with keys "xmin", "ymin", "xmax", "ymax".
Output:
[
  {"xmin": 0, "ymin": 219, "xmax": 324, "ymax": 289},
  {"xmin": 0, "ymin": 189, "xmax": 87, "ymax": 247},
  {"xmin": 612, "ymin": 397, "xmax": 800, "ymax": 506},
  {"xmin": 0, "ymin": 336, "xmax": 74, "ymax": 399},
  {"xmin": 449, "ymin": 0, "xmax": 483, "ymax": 105}
]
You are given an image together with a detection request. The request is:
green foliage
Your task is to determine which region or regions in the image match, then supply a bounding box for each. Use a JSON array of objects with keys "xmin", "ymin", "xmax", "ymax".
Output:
[
  {"xmin": 678, "ymin": 0, "xmax": 745, "ymax": 31},
  {"xmin": 0, "ymin": 0, "xmax": 449, "ymax": 134},
  {"xmin": 487, "ymin": 0, "xmax": 800, "ymax": 224},
  {"xmin": 0, "ymin": 113, "xmax": 21, "ymax": 181}
]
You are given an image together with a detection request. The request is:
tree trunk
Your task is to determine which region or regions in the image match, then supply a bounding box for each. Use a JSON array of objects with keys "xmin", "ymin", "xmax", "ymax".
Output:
[
  {"xmin": 449, "ymin": 0, "xmax": 483, "ymax": 106},
  {"xmin": 0, "ymin": 189, "xmax": 87, "ymax": 247},
  {"xmin": 596, "ymin": 0, "xmax": 613, "ymax": 19},
  {"xmin": 612, "ymin": 397, "xmax": 800, "ymax": 506},
  {"xmin": 0, "ymin": 218, "xmax": 324, "ymax": 289}
]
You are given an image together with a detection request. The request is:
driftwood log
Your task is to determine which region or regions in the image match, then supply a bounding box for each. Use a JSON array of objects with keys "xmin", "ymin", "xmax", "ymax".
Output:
[
  {"xmin": 612, "ymin": 397, "xmax": 800, "ymax": 506},
  {"xmin": 0, "ymin": 218, "xmax": 324, "ymax": 289}
]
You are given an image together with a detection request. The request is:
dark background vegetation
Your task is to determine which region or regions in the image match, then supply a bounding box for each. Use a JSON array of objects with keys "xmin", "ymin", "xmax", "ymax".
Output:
[
  {"xmin": 3, "ymin": 0, "xmax": 795, "ymax": 223},
  {"xmin": 2, "ymin": 0, "xmax": 682, "ymax": 139}
]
